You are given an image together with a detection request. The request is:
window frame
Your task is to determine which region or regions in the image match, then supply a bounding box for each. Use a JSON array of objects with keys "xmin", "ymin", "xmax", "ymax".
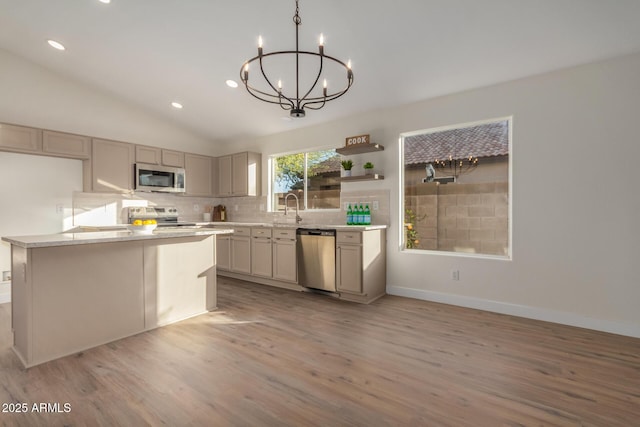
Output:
[
  {"xmin": 399, "ymin": 116, "xmax": 513, "ymax": 260},
  {"xmin": 268, "ymin": 146, "xmax": 342, "ymax": 213}
]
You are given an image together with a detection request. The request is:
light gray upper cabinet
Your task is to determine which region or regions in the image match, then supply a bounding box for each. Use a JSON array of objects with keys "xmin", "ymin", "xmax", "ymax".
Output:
[
  {"xmin": 90, "ymin": 138, "xmax": 135, "ymax": 193},
  {"xmin": 135, "ymin": 145, "xmax": 185, "ymax": 168},
  {"xmin": 135, "ymin": 145, "xmax": 161, "ymax": 164},
  {"xmin": 214, "ymin": 151, "xmax": 261, "ymax": 197},
  {"xmin": 0, "ymin": 123, "xmax": 42, "ymax": 153},
  {"xmin": 43, "ymin": 130, "xmax": 91, "ymax": 159},
  {"xmin": 185, "ymin": 153, "xmax": 212, "ymax": 196},
  {"xmin": 162, "ymin": 149, "xmax": 184, "ymax": 168}
]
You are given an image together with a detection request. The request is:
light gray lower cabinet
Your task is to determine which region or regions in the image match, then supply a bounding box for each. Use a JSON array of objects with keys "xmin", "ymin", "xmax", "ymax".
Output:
[
  {"xmin": 216, "ymin": 234, "xmax": 231, "ymax": 271},
  {"xmin": 272, "ymin": 229, "xmax": 297, "ymax": 283},
  {"xmin": 336, "ymin": 229, "xmax": 387, "ymax": 303},
  {"xmin": 230, "ymin": 227, "xmax": 251, "ymax": 274},
  {"xmin": 251, "ymin": 228, "xmax": 273, "ymax": 278}
]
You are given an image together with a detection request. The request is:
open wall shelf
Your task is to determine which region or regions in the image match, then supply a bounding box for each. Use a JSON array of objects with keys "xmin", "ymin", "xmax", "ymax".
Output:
[
  {"xmin": 340, "ymin": 174, "xmax": 384, "ymax": 182},
  {"xmin": 336, "ymin": 143, "xmax": 385, "ymax": 155}
]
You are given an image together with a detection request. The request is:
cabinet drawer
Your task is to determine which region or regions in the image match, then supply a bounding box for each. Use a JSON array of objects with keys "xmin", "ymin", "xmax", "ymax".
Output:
[
  {"xmin": 251, "ymin": 227, "xmax": 272, "ymax": 238},
  {"xmin": 232, "ymin": 227, "xmax": 251, "ymax": 236},
  {"xmin": 337, "ymin": 231, "xmax": 362, "ymax": 244},
  {"xmin": 272, "ymin": 228, "xmax": 296, "ymax": 240}
]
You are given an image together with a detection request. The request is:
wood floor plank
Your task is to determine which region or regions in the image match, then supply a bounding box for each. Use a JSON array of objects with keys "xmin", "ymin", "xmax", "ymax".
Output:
[{"xmin": 0, "ymin": 276, "xmax": 639, "ymax": 426}]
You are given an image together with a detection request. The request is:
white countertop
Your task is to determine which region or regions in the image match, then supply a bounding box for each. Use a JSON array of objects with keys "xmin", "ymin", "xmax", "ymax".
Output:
[
  {"xmin": 2, "ymin": 228, "xmax": 234, "ymax": 249},
  {"xmin": 204, "ymin": 221, "xmax": 387, "ymax": 231},
  {"xmin": 2, "ymin": 222, "xmax": 387, "ymax": 249}
]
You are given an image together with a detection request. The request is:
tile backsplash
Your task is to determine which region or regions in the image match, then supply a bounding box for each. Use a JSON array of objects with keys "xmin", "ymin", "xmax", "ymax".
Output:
[{"xmin": 72, "ymin": 189, "xmax": 390, "ymax": 228}]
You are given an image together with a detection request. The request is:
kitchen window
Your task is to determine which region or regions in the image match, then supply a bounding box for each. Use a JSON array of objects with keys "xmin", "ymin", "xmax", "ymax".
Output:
[
  {"xmin": 270, "ymin": 149, "xmax": 341, "ymax": 211},
  {"xmin": 401, "ymin": 117, "xmax": 512, "ymax": 258}
]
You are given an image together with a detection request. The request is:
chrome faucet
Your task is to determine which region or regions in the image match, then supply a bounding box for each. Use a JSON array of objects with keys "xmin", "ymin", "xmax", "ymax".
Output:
[{"xmin": 284, "ymin": 193, "xmax": 302, "ymax": 224}]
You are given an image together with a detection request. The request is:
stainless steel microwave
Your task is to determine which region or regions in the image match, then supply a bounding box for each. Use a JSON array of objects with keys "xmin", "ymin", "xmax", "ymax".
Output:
[{"xmin": 134, "ymin": 163, "xmax": 185, "ymax": 193}]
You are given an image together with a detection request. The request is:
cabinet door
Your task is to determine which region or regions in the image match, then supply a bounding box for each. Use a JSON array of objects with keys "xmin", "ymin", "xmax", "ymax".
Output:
[
  {"xmin": 162, "ymin": 149, "xmax": 185, "ymax": 167},
  {"xmin": 251, "ymin": 238, "xmax": 273, "ymax": 278},
  {"xmin": 43, "ymin": 130, "xmax": 90, "ymax": 159},
  {"xmin": 231, "ymin": 237, "xmax": 251, "ymax": 274},
  {"xmin": 273, "ymin": 239, "xmax": 297, "ymax": 283},
  {"xmin": 336, "ymin": 245, "xmax": 363, "ymax": 294},
  {"xmin": 91, "ymin": 138, "xmax": 135, "ymax": 192},
  {"xmin": 135, "ymin": 145, "xmax": 161, "ymax": 164},
  {"xmin": 216, "ymin": 235, "xmax": 231, "ymax": 271},
  {"xmin": 218, "ymin": 155, "xmax": 232, "ymax": 196},
  {"xmin": 185, "ymin": 153, "xmax": 212, "ymax": 196},
  {"xmin": 0, "ymin": 123, "xmax": 42, "ymax": 153},
  {"xmin": 232, "ymin": 152, "xmax": 248, "ymax": 195}
]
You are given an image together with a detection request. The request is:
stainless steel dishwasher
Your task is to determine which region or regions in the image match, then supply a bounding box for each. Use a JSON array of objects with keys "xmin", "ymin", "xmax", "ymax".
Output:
[{"xmin": 297, "ymin": 228, "xmax": 336, "ymax": 292}]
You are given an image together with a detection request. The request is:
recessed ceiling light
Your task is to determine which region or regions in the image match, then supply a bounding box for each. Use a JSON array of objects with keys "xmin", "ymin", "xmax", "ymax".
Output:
[
  {"xmin": 99, "ymin": 0, "xmax": 111, "ymax": 3},
  {"xmin": 226, "ymin": 80, "xmax": 238, "ymax": 88},
  {"xmin": 47, "ymin": 40, "xmax": 65, "ymax": 51},
  {"xmin": 171, "ymin": 102, "xmax": 183, "ymax": 109}
]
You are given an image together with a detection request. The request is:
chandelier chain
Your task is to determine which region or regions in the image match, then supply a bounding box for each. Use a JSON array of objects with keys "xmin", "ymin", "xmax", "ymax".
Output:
[{"xmin": 294, "ymin": 0, "xmax": 301, "ymax": 25}]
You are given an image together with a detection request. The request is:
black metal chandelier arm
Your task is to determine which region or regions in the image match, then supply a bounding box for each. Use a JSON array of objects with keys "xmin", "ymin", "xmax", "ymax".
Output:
[
  {"xmin": 243, "ymin": 83, "xmax": 295, "ymax": 109},
  {"xmin": 299, "ymin": 54, "xmax": 324, "ymax": 103},
  {"xmin": 301, "ymin": 77, "xmax": 353, "ymax": 109},
  {"xmin": 258, "ymin": 55, "xmax": 295, "ymax": 107}
]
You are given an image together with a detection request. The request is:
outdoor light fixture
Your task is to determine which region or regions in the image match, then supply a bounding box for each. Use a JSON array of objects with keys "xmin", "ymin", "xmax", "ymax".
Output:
[{"xmin": 239, "ymin": 0, "xmax": 354, "ymax": 118}]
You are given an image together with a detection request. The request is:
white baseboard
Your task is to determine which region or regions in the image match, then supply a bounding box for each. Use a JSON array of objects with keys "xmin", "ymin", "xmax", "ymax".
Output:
[{"xmin": 386, "ymin": 285, "xmax": 640, "ymax": 339}]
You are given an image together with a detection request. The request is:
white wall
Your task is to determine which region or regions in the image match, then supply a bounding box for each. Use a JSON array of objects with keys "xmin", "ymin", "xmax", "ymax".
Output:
[
  {"xmin": 223, "ymin": 52, "xmax": 640, "ymax": 338},
  {"xmin": 0, "ymin": 48, "xmax": 216, "ymax": 156},
  {"xmin": 0, "ymin": 152, "xmax": 83, "ymax": 303}
]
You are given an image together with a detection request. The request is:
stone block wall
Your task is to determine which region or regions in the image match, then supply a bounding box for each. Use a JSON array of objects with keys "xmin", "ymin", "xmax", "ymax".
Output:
[{"xmin": 405, "ymin": 182, "xmax": 509, "ymax": 256}]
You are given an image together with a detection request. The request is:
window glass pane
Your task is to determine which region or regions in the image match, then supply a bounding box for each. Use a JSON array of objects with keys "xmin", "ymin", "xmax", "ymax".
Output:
[
  {"xmin": 272, "ymin": 149, "xmax": 341, "ymax": 211},
  {"xmin": 403, "ymin": 119, "xmax": 510, "ymax": 257},
  {"xmin": 306, "ymin": 150, "xmax": 341, "ymax": 209},
  {"xmin": 273, "ymin": 153, "xmax": 305, "ymax": 211}
]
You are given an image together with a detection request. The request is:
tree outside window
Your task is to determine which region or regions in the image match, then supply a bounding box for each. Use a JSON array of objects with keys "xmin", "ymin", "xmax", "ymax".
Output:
[{"xmin": 272, "ymin": 149, "xmax": 341, "ymax": 211}]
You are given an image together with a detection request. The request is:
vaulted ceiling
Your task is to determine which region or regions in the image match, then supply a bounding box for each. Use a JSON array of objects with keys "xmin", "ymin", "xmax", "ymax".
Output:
[{"xmin": 1, "ymin": 0, "xmax": 640, "ymax": 143}]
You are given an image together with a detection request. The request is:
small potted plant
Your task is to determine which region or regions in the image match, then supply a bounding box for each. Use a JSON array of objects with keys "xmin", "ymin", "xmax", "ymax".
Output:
[
  {"xmin": 363, "ymin": 161, "xmax": 374, "ymax": 175},
  {"xmin": 341, "ymin": 160, "xmax": 353, "ymax": 177}
]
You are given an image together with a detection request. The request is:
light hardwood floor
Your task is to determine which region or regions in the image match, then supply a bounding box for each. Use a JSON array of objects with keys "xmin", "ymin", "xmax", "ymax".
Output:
[{"xmin": 1, "ymin": 277, "xmax": 639, "ymax": 426}]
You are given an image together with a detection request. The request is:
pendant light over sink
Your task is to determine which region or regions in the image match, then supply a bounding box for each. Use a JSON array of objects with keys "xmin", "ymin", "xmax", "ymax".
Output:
[{"xmin": 239, "ymin": 0, "xmax": 354, "ymax": 118}]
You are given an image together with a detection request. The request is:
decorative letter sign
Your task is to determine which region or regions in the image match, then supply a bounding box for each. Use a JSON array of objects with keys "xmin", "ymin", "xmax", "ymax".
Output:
[{"xmin": 345, "ymin": 134, "xmax": 370, "ymax": 147}]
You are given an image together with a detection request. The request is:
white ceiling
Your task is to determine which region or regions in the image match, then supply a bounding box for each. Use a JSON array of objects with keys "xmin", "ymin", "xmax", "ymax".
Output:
[{"xmin": 2, "ymin": 0, "xmax": 640, "ymax": 144}]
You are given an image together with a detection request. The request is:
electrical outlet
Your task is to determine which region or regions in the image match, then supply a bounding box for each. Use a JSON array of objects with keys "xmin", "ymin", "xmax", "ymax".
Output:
[
  {"xmin": 55, "ymin": 204, "xmax": 64, "ymax": 214},
  {"xmin": 372, "ymin": 200, "xmax": 379, "ymax": 210},
  {"xmin": 259, "ymin": 204, "xmax": 265, "ymax": 211},
  {"xmin": 234, "ymin": 205, "xmax": 239, "ymax": 212},
  {"xmin": 193, "ymin": 204, "xmax": 200, "ymax": 212},
  {"xmin": 451, "ymin": 270, "xmax": 460, "ymax": 281}
]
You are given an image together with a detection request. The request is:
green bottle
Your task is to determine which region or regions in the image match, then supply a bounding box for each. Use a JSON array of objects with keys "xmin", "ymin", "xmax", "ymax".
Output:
[
  {"xmin": 364, "ymin": 204, "xmax": 371, "ymax": 225},
  {"xmin": 357, "ymin": 203, "xmax": 364, "ymax": 225},
  {"xmin": 346, "ymin": 204, "xmax": 353, "ymax": 225}
]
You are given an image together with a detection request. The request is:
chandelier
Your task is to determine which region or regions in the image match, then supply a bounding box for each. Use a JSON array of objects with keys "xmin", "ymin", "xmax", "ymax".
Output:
[{"xmin": 239, "ymin": 0, "xmax": 354, "ymax": 118}]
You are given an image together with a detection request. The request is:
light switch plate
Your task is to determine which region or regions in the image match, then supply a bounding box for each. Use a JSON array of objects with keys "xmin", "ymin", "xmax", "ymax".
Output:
[{"xmin": 373, "ymin": 201, "xmax": 379, "ymax": 210}]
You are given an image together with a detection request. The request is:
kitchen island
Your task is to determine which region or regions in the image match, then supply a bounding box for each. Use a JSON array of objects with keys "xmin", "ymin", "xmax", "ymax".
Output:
[{"xmin": 2, "ymin": 227, "xmax": 232, "ymax": 368}]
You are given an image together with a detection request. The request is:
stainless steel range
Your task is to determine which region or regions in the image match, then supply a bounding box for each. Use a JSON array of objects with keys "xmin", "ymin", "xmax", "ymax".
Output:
[{"xmin": 126, "ymin": 206, "xmax": 197, "ymax": 227}]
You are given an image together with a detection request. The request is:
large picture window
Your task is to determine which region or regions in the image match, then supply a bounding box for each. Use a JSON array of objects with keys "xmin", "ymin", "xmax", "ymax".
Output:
[
  {"xmin": 271, "ymin": 149, "xmax": 341, "ymax": 211},
  {"xmin": 401, "ymin": 118, "xmax": 511, "ymax": 257}
]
